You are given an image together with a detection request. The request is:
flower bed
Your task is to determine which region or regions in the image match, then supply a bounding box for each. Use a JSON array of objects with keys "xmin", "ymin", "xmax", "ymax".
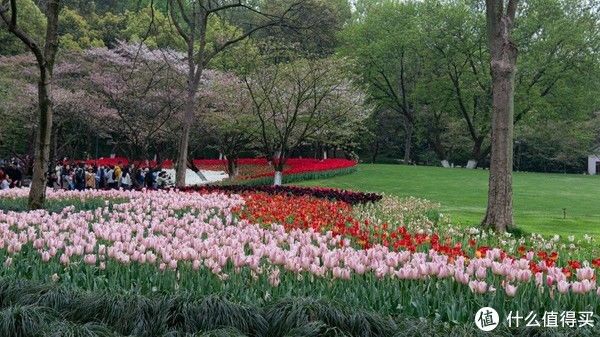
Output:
[
  {"xmin": 183, "ymin": 184, "xmax": 383, "ymax": 204},
  {"xmin": 0, "ymin": 188, "xmax": 599, "ymax": 331},
  {"xmin": 195, "ymin": 158, "xmax": 358, "ymax": 184},
  {"xmin": 193, "ymin": 158, "xmax": 357, "ymax": 177},
  {"xmin": 78, "ymin": 157, "xmax": 358, "ymax": 185}
]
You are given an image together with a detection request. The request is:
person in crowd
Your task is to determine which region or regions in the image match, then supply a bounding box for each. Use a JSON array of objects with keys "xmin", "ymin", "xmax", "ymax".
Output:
[
  {"xmin": 156, "ymin": 171, "xmax": 168, "ymax": 189},
  {"xmin": 47, "ymin": 170, "xmax": 60, "ymax": 190},
  {"xmin": 85, "ymin": 167, "xmax": 96, "ymax": 189},
  {"xmin": 65, "ymin": 168, "xmax": 75, "ymax": 190},
  {"xmin": 114, "ymin": 163, "xmax": 123, "ymax": 188},
  {"xmin": 0, "ymin": 174, "xmax": 10, "ymax": 190},
  {"xmin": 55, "ymin": 163, "xmax": 62, "ymax": 183},
  {"xmin": 96, "ymin": 165, "xmax": 105, "ymax": 189},
  {"xmin": 4, "ymin": 162, "xmax": 22, "ymax": 188},
  {"xmin": 133, "ymin": 166, "xmax": 144, "ymax": 189},
  {"xmin": 61, "ymin": 164, "xmax": 70, "ymax": 190},
  {"xmin": 121, "ymin": 166, "xmax": 132, "ymax": 190},
  {"xmin": 105, "ymin": 166, "xmax": 116, "ymax": 189},
  {"xmin": 144, "ymin": 167, "xmax": 156, "ymax": 189},
  {"xmin": 74, "ymin": 163, "xmax": 86, "ymax": 191}
]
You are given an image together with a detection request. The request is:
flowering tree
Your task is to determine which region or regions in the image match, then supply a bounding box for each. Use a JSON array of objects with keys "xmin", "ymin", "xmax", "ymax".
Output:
[
  {"xmin": 166, "ymin": 0, "xmax": 310, "ymax": 187},
  {"xmin": 200, "ymin": 71, "xmax": 256, "ymax": 177},
  {"xmin": 245, "ymin": 57, "xmax": 366, "ymax": 185},
  {"xmin": 84, "ymin": 43, "xmax": 187, "ymax": 160}
]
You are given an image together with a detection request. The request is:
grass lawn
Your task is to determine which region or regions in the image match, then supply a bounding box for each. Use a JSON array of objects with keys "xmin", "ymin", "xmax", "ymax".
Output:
[{"xmin": 299, "ymin": 164, "xmax": 600, "ymax": 238}]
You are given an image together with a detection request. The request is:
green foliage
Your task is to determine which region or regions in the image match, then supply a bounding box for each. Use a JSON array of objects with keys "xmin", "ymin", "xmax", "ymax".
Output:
[
  {"xmin": 0, "ymin": 277, "xmax": 596, "ymax": 336},
  {"xmin": 0, "ymin": 0, "xmax": 47, "ymax": 55},
  {"xmin": 88, "ymin": 11, "xmax": 126, "ymax": 48},
  {"xmin": 58, "ymin": 7, "xmax": 105, "ymax": 51},
  {"xmin": 258, "ymin": 0, "xmax": 352, "ymax": 56},
  {"xmin": 341, "ymin": 0, "xmax": 600, "ymax": 169},
  {"xmin": 0, "ymin": 197, "xmax": 127, "ymax": 213},
  {"xmin": 204, "ymin": 16, "xmax": 260, "ymax": 73},
  {"xmin": 121, "ymin": 6, "xmax": 185, "ymax": 50},
  {"xmin": 0, "ymin": 305, "xmax": 52, "ymax": 337},
  {"xmin": 0, "ymin": 58, "xmax": 35, "ymax": 157}
]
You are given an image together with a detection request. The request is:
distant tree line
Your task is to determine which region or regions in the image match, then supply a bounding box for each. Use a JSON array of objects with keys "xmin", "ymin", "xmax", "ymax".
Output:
[{"xmin": 1, "ymin": 0, "xmax": 599, "ymax": 182}]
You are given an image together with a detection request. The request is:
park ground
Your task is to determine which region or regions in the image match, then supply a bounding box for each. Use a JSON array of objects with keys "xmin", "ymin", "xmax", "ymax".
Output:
[{"xmin": 300, "ymin": 164, "xmax": 600, "ymax": 238}]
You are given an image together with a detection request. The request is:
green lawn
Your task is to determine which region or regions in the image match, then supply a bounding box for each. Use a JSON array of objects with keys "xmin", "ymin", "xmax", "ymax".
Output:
[{"xmin": 299, "ymin": 164, "xmax": 600, "ymax": 238}]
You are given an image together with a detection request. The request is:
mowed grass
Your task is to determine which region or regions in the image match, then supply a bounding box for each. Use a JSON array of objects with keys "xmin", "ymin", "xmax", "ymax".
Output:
[{"xmin": 299, "ymin": 164, "xmax": 600, "ymax": 238}]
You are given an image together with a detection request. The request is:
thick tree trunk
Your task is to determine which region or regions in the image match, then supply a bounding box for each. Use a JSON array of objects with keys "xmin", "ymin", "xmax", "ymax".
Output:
[
  {"xmin": 482, "ymin": 0, "xmax": 518, "ymax": 232},
  {"xmin": 20, "ymin": 0, "xmax": 61, "ymax": 209},
  {"xmin": 483, "ymin": 67, "xmax": 515, "ymax": 231},
  {"xmin": 29, "ymin": 75, "xmax": 53, "ymax": 209}
]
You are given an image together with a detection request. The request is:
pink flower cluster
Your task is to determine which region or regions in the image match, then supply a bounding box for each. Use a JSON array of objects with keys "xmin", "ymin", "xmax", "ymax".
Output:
[{"xmin": 0, "ymin": 189, "xmax": 599, "ymax": 298}]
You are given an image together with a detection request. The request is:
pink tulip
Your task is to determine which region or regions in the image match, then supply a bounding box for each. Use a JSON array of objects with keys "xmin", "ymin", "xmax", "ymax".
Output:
[
  {"xmin": 468, "ymin": 280, "xmax": 488, "ymax": 294},
  {"xmin": 576, "ymin": 267, "xmax": 595, "ymax": 281},
  {"xmin": 504, "ymin": 283, "xmax": 517, "ymax": 297},
  {"xmin": 84, "ymin": 254, "xmax": 97, "ymax": 265},
  {"xmin": 557, "ymin": 280, "xmax": 570, "ymax": 294}
]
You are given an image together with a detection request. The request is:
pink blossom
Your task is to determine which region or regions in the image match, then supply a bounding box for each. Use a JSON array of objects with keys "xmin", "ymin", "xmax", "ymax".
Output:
[{"xmin": 504, "ymin": 283, "xmax": 518, "ymax": 297}]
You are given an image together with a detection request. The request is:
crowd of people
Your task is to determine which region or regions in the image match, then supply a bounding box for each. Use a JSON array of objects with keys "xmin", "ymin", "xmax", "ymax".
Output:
[
  {"xmin": 0, "ymin": 158, "xmax": 25, "ymax": 190},
  {"xmin": 0, "ymin": 157, "xmax": 175, "ymax": 191},
  {"xmin": 48, "ymin": 162, "xmax": 174, "ymax": 191}
]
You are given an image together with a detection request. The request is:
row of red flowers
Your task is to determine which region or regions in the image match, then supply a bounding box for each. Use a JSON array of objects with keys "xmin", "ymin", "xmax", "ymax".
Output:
[{"xmin": 193, "ymin": 158, "xmax": 357, "ymax": 179}]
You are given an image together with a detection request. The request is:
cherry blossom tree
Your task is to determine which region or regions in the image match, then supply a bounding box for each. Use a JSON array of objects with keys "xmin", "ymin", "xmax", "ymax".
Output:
[
  {"xmin": 84, "ymin": 42, "xmax": 187, "ymax": 160},
  {"xmin": 166, "ymin": 0, "xmax": 311, "ymax": 187},
  {"xmin": 245, "ymin": 57, "xmax": 367, "ymax": 185},
  {"xmin": 200, "ymin": 70, "xmax": 256, "ymax": 177}
]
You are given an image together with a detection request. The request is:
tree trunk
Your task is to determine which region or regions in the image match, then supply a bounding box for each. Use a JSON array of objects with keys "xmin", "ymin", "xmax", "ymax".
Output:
[
  {"xmin": 29, "ymin": 74, "xmax": 53, "ymax": 209},
  {"xmin": 175, "ymin": 92, "xmax": 197, "ymax": 187},
  {"xmin": 371, "ymin": 141, "xmax": 380, "ymax": 163},
  {"xmin": 466, "ymin": 137, "xmax": 484, "ymax": 169},
  {"xmin": 482, "ymin": 0, "xmax": 518, "ymax": 232},
  {"xmin": 50, "ymin": 125, "xmax": 58, "ymax": 169},
  {"xmin": 426, "ymin": 131, "xmax": 448, "ymax": 167},
  {"xmin": 273, "ymin": 158, "xmax": 285, "ymax": 186},
  {"xmin": 403, "ymin": 119, "xmax": 412, "ymax": 164},
  {"xmin": 227, "ymin": 157, "xmax": 237, "ymax": 178},
  {"xmin": 8, "ymin": 0, "xmax": 63, "ymax": 210},
  {"xmin": 273, "ymin": 171, "xmax": 283, "ymax": 186}
]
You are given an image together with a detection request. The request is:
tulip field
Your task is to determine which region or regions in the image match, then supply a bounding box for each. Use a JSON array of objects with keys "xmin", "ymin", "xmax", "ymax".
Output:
[{"xmin": 0, "ymin": 187, "xmax": 599, "ymax": 336}]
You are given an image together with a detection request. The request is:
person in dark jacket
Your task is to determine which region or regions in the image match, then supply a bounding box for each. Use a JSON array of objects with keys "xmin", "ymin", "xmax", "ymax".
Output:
[{"xmin": 74, "ymin": 163, "xmax": 86, "ymax": 191}]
